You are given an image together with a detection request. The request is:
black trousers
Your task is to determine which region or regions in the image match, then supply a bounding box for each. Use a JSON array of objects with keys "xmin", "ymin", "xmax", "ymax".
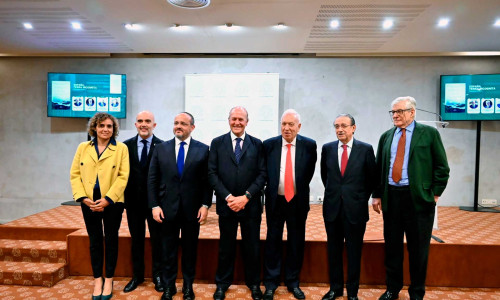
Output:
[
  {"xmin": 383, "ymin": 186, "xmax": 435, "ymax": 299},
  {"xmin": 81, "ymin": 199, "xmax": 124, "ymax": 278},
  {"xmin": 215, "ymin": 214, "xmax": 262, "ymax": 290},
  {"xmin": 324, "ymin": 204, "xmax": 366, "ymax": 297},
  {"xmin": 126, "ymin": 202, "xmax": 163, "ymax": 279},
  {"xmin": 263, "ymin": 195, "xmax": 307, "ymax": 290},
  {"xmin": 161, "ymin": 211, "xmax": 200, "ymax": 288}
]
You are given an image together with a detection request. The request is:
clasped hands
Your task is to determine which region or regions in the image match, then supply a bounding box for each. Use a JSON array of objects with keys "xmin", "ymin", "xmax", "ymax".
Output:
[
  {"xmin": 83, "ymin": 198, "xmax": 109, "ymax": 212},
  {"xmin": 227, "ymin": 194, "xmax": 248, "ymax": 212}
]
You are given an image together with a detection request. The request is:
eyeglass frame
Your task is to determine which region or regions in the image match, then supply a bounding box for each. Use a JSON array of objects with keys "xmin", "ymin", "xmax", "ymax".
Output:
[
  {"xmin": 388, "ymin": 108, "xmax": 412, "ymax": 116},
  {"xmin": 334, "ymin": 124, "xmax": 354, "ymax": 129}
]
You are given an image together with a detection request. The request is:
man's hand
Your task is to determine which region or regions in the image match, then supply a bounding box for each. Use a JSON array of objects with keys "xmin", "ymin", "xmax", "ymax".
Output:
[
  {"xmin": 434, "ymin": 196, "xmax": 439, "ymax": 203},
  {"xmin": 198, "ymin": 206, "xmax": 209, "ymax": 224},
  {"xmin": 152, "ymin": 207, "xmax": 164, "ymax": 223},
  {"xmin": 372, "ymin": 198, "xmax": 381, "ymax": 214},
  {"xmin": 227, "ymin": 195, "xmax": 249, "ymax": 212},
  {"xmin": 91, "ymin": 198, "xmax": 110, "ymax": 212}
]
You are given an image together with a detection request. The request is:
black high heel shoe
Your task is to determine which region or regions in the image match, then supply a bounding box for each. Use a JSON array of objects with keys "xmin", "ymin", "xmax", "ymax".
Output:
[
  {"xmin": 92, "ymin": 277, "xmax": 104, "ymax": 300},
  {"xmin": 101, "ymin": 279, "xmax": 113, "ymax": 300}
]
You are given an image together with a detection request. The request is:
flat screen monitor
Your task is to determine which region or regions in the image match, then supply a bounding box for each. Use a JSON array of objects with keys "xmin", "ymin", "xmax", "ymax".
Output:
[
  {"xmin": 47, "ymin": 72, "xmax": 127, "ymax": 119},
  {"xmin": 440, "ymin": 73, "xmax": 500, "ymax": 121}
]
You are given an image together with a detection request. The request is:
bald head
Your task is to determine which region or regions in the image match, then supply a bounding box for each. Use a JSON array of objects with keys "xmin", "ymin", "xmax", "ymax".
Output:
[{"xmin": 135, "ymin": 110, "xmax": 156, "ymax": 139}]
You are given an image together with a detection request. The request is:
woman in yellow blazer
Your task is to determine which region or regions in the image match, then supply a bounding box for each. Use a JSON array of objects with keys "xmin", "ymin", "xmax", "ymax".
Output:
[{"xmin": 70, "ymin": 112, "xmax": 130, "ymax": 300}]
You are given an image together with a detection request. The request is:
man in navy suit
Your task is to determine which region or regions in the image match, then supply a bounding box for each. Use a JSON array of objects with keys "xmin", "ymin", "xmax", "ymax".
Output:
[
  {"xmin": 148, "ymin": 112, "xmax": 213, "ymax": 300},
  {"xmin": 262, "ymin": 109, "xmax": 317, "ymax": 300},
  {"xmin": 208, "ymin": 106, "xmax": 266, "ymax": 300},
  {"xmin": 320, "ymin": 114, "xmax": 377, "ymax": 300},
  {"xmin": 123, "ymin": 111, "xmax": 164, "ymax": 293}
]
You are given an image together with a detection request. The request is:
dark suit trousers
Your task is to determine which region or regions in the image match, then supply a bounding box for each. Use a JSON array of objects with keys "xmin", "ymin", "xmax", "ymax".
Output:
[
  {"xmin": 324, "ymin": 202, "xmax": 366, "ymax": 297},
  {"xmin": 161, "ymin": 209, "xmax": 200, "ymax": 288},
  {"xmin": 126, "ymin": 202, "xmax": 163, "ymax": 279},
  {"xmin": 81, "ymin": 193, "xmax": 124, "ymax": 278},
  {"xmin": 264, "ymin": 195, "xmax": 307, "ymax": 290},
  {"xmin": 215, "ymin": 214, "xmax": 262, "ymax": 289},
  {"xmin": 383, "ymin": 186, "xmax": 434, "ymax": 299}
]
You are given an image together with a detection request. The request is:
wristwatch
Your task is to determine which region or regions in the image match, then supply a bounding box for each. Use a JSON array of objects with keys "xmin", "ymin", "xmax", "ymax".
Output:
[{"xmin": 245, "ymin": 191, "xmax": 252, "ymax": 199}]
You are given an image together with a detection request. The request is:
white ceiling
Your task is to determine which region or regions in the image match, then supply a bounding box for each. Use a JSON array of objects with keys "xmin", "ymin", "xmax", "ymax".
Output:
[{"xmin": 0, "ymin": 0, "xmax": 499, "ymax": 55}]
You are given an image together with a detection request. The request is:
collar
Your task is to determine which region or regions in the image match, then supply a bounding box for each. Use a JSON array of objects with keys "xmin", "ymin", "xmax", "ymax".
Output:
[
  {"xmin": 175, "ymin": 135, "xmax": 191, "ymax": 146},
  {"xmin": 230, "ymin": 131, "xmax": 246, "ymax": 141},
  {"xmin": 397, "ymin": 120, "xmax": 415, "ymax": 133},
  {"xmin": 91, "ymin": 137, "xmax": 116, "ymax": 146},
  {"xmin": 137, "ymin": 134, "xmax": 153, "ymax": 146},
  {"xmin": 281, "ymin": 136, "xmax": 297, "ymax": 147},
  {"xmin": 338, "ymin": 137, "xmax": 353, "ymax": 149}
]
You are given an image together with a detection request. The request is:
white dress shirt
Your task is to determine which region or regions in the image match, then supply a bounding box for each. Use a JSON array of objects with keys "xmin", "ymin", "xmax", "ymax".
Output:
[
  {"xmin": 175, "ymin": 136, "xmax": 191, "ymax": 163},
  {"xmin": 338, "ymin": 138, "xmax": 353, "ymax": 169}
]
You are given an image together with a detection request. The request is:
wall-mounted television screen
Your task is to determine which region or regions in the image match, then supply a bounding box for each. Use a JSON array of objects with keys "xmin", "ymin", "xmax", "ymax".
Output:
[
  {"xmin": 440, "ymin": 74, "xmax": 500, "ymax": 121},
  {"xmin": 47, "ymin": 72, "xmax": 127, "ymax": 119}
]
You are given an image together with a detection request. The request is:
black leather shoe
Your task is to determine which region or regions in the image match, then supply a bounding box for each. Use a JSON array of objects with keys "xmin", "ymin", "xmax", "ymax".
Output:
[
  {"xmin": 249, "ymin": 285, "xmax": 263, "ymax": 300},
  {"xmin": 288, "ymin": 287, "xmax": 305, "ymax": 299},
  {"xmin": 153, "ymin": 275, "xmax": 164, "ymax": 292},
  {"xmin": 322, "ymin": 289, "xmax": 343, "ymax": 300},
  {"xmin": 379, "ymin": 291, "xmax": 399, "ymax": 300},
  {"xmin": 123, "ymin": 277, "xmax": 144, "ymax": 293},
  {"xmin": 183, "ymin": 285, "xmax": 195, "ymax": 300},
  {"xmin": 213, "ymin": 287, "xmax": 226, "ymax": 300},
  {"xmin": 263, "ymin": 288, "xmax": 275, "ymax": 300},
  {"xmin": 161, "ymin": 286, "xmax": 177, "ymax": 300}
]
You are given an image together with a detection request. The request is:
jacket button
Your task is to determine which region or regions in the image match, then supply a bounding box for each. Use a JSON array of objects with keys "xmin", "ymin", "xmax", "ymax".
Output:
[{"xmin": 80, "ymin": 162, "xmax": 83, "ymax": 165}]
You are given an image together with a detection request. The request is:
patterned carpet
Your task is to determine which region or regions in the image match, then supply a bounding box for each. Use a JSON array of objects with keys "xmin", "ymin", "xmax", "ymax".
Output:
[{"xmin": 0, "ymin": 277, "xmax": 499, "ymax": 300}]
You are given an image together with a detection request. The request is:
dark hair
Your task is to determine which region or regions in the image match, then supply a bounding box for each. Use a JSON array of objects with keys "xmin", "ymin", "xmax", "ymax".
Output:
[
  {"xmin": 180, "ymin": 112, "xmax": 195, "ymax": 125},
  {"xmin": 87, "ymin": 112, "xmax": 119, "ymax": 138},
  {"xmin": 335, "ymin": 113, "xmax": 356, "ymax": 126}
]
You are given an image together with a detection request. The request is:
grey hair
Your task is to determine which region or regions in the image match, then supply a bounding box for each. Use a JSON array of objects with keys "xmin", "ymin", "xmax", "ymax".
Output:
[
  {"xmin": 228, "ymin": 106, "xmax": 249, "ymax": 121},
  {"xmin": 281, "ymin": 108, "xmax": 301, "ymax": 123},
  {"xmin": 335, "ymin": 113, "xmax": 355, "ymax": 126},
  {"xmin": 391, "ymin": 96, "xmax": 417, "ymax": 110}
]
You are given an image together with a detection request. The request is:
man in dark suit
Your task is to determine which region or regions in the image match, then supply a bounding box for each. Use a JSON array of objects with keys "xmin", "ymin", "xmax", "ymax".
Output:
[
  {"xmin": 123, "ymin": 111, "xmax": 164, "ymax": 293},
  {"xmin": 372, "ymin": 96, "xmax": 450, "ymax": 300},
  {"xmin": 148, "ymin": 112, "xmax": 212, "ymax": 300},
  {"xmin": 262, "ymin": 109, "xmax": 317, "ymax": 300},
  {"xmin": 320, "ymin": 114, "xmax": 377, "ymax": 300},
  {"xmin": 208, "ymin": 106, "xmax": 266, "ymax": 300}
]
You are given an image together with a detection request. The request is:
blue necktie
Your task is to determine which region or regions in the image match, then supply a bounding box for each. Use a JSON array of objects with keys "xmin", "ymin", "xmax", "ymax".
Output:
[
  {"xmin": 235, "ymin": 137, "xmax": 242, "ymax": 164},
  {"xmin": 140, "ymin": 139, "xmax": 148, "ymax": 168},
  {"xmin": 177, "ymin": 141, "xmax": 186, "ymax": 177}
]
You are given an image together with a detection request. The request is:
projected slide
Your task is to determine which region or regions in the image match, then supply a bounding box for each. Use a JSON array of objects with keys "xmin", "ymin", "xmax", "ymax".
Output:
[{"xmin": 185, "ymin": 73, "xmax": 280, "ymax": 145}]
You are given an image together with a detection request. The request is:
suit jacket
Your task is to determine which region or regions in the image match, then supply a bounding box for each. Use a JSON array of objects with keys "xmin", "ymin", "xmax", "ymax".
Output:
[
  {"xmin": 124, "ymin": 134, "xmax": 163, "ymax": 208},
  {"xmin": 263, "ymin": 135, "xmax": 317, "ymax": 217},
  {"xmin": 147, "ymin": 138, "xmax": 212, "ymax": 221},
  {"xmin": 208, "ymin": 132, "xmax": 266, "ymax": 218},
  {"xmin": 70, "ymin": 140, "xmax": 130, "ymax": 203},
  {"xmin": 321, "ymin": 139, "xmax": 377, "ymax": 224},
  {"xmin": 373, "ymin": 121, "xmax": 450, "ymax": 212}
]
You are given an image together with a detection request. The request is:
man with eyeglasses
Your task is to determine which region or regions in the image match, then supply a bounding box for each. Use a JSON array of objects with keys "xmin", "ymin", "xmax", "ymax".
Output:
[
  {"xmin": 320, "ymin": 114, "xmax": 377, "ymax": 300},
  {"xmin": 372, "ymin": 97, "xmax": 450, "ymax": 300}
]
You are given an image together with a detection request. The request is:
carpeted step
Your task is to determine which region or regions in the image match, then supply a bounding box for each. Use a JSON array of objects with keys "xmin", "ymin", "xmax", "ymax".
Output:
[
  {"xmin": 0, "ymin": 239, "xmax": 67, "ymax": 263},
  {"xmin": 0, "ymin": 261, "xmax": 67, "ymax": 287}
]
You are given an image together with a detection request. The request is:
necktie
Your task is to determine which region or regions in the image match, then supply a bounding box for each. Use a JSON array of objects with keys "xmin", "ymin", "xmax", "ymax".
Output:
[
  {"xmin": 235, "ymin": 137, "xmax": 242, "ymax": 164},
  {"xmin": 341, "ymin": 144, "xmax": 348, "ymax": 177},
  {"xmin": 140, "ymin": 139, "xmax": 148, "ymax": 168},
  {"xmin": 392, "ymin": 128, "xmax": 406, "ymax": 183},
  {"xmin": 284, "ymin": 143, "xmax": 294, "ymax": 202},
  {"xmin": 177, "ymin": 141, "xmax": 186, "ymax": 177}
]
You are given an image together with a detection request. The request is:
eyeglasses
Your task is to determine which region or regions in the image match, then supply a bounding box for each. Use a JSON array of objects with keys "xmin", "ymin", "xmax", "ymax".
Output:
[
  {"xmin": 334, "ymin": 124, "xmax": 353, "ymax": 129},
  {"xmin": 388, "ymin": 108, "xmax": 412, "ymax": 116}
]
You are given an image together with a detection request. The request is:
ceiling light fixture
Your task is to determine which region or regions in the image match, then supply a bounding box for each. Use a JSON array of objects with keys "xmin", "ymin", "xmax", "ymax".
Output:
[
  {"xmin": 71, "ymin": 22, "xmax": 82, "ymax": 30},
  {"xmin": 171, "ymin": 24, "xmax": 189, "ymax": 31},
  {"xmin": 23, "ymin": 22, "xmax": 33, "ymax": 30},
  {"xmin": 494, "ymin": 19, "xmax": 500, "ymax": 27},
  {"xmin": 437, "ymin": 18, "xmax": 450, "ymax": 28},
  {"xmin": 124, "ymin": 23, "xmax": 141, "ymax": 30},
  {"xmin": 382, "ymin": 19, "xmax": 393, "ymax": 29},
  {"xmin": 167, "ymin": 0, "xmax": 210, "ymax": 9},
  {"xmin": 220, "ymin": 23, "xmax": 239, "ymax": 31},
  {"xmin": 275, "ymin": 22, "xmax": 286, "ymax": 29},
  {"xmin": 330, "ymin": 20, "xmax": 340, "ymax": 29}
]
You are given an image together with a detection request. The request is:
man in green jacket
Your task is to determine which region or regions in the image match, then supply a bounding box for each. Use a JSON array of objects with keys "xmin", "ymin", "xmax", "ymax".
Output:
[{"xmin": 372, "ymin": 96, "xmax": 450, "ymax": 300}]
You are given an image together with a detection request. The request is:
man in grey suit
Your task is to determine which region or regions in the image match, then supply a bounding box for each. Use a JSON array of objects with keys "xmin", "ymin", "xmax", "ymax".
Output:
[{"xmin": 208, "ymin": 106, "xmax": 266, "ymax": 300}]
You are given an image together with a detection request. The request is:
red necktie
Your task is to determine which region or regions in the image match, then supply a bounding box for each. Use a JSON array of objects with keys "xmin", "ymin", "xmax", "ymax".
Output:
[
  {"xmin": 341, "ymin": 144, "xmax": 348, "ymax": 176},
  {"xmin": 392, "ymin": 128, "xmax": 406, "ymax": 183},
  {"xmin": 284, "ymin": 144, "xmax": 294, "ymax": 202}
]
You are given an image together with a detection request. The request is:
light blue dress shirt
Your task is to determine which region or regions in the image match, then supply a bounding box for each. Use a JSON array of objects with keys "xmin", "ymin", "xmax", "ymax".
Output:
[
  {"xmin": 388, "ymin": 121, "xmax": 414, "ymax": 186},
  {"xmin": 137, "ymin": 135, "xmax": 153, "ymax": 161}
]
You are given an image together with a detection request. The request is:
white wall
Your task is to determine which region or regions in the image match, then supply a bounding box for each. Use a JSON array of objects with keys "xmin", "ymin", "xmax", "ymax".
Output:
[{"xmin": 0, "ymin": 56, "xmax": 499, "ymax": 223}]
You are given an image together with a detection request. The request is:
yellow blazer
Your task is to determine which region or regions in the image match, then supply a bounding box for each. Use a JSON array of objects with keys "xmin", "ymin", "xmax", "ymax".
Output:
[{"xmin": 70, "ymin": 140, "xmax": 130, "ymax": 203}]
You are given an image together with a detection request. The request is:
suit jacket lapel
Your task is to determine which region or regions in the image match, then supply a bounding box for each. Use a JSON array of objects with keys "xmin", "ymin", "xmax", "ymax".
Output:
[
  {"xmin": 223, "ymin": 133, "xmax": 237, "ymax": 165},
  {"xmin": 130, "ymin": 135, "xmax": 140, "ymax": 164},
  {"xmin": 272, "ymin": 137, "xmax": 282, "ymax": 186},
  {"xmin": 409, "ymin": 121, "xmax": 422, "ymax": 160},
  {"xmin": 295, "ymin": 135, "xmax": 304, "ymax": 183},
  {"xmin": 87, "ymin": 142, "xmax": 99, "ymax": 164},
  {"xmin": 241, "ymin": 134, "xmax": 250, "ymax": 158},
  {"xmin": 344, "ymin": 139, "xmax": 361, "ymax": 177},
  {"xmin": 332, "ymin": 141, "xmax": 341, "ymax": 176},
  {"xmin": 182, "ymin": 139, "xmax": 196, "ymax": 177}
]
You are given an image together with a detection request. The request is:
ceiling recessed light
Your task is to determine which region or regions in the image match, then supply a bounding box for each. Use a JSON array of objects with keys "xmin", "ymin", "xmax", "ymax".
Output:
[
  {"xmin": 23, "ymin": 22, "xmax": 33, "ymax": 30},
  {"xmin": 382, "ymin": 19, "xmax": 393, "ymax": 29},
  {"xmin": 275, "ymin": 22, "xmax": 286, "ymax": 29},
  {"xmin": 124, "ymin": 23, "xmax": 141, "ymax": 30},
  {"xmin": 171, "ymin": 24, "xmax": 189, "ymax": 31},
  {"xmin": 494, "ymin": 19, "xmax": 500, "ymax": 27},
  {"xmin": 437, "ymin": 18, "xmax": 450, "ymax": 28},
  {"xmin": 167, "ymin": 0, "xmax": 210, "ymax": 9},
  {"xmin": 330, "ymin": 20, "xmax": 340, "ymax": 29},
  {"xmin": 71, "ymin": 22, "xmax": 82, "ymax": 30},
  {"xmin": 220, "ymin": 23, "xmax": 239, "ymax": 31}
]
